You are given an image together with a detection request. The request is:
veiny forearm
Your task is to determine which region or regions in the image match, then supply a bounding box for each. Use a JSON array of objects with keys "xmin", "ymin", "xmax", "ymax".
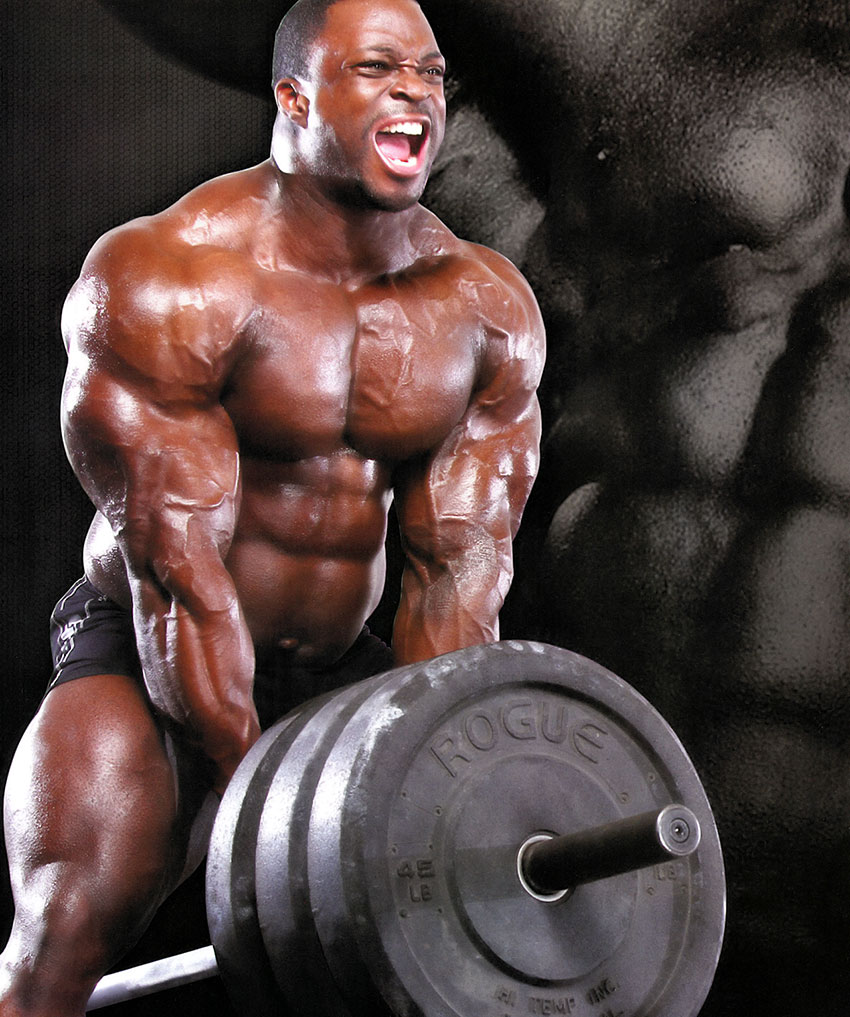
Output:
[
  {"xmin": 392, "ymin": 534, "xmax": 512, "ymax": 664},
  {"xmin": 131, "ymin": 566, "xmax": 260, "ymax": 792}
]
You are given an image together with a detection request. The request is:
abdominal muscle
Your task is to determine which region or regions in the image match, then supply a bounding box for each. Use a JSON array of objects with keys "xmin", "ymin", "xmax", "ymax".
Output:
[
  {"xmin": 225, "ymin": 534, "xmax": 389, "ymax": 666},
  {"xmin": 84, "ymin": 450, "xmax": 394, "ymax": 668}
]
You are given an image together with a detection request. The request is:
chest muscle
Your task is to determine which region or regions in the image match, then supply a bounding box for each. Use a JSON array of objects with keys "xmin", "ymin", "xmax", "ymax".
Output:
[{"xmin": 223, "ymin": 272, "xmax": 480, "ymax": 462}]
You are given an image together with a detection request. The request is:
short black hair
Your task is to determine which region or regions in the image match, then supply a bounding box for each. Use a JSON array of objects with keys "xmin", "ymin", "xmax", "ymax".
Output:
[
  {"xmin": 271, "ymin": 0, "xmax": 342, "ymax": 86},
  {"xmin": 271, "ymin": 0, "xmax": 423, "ymax": 87}
]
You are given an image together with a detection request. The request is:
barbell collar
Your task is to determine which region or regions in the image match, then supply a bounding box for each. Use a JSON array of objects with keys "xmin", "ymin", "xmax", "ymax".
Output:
[
  {"xmin": 518, "ymin": 804, "xmax": 701, "ymax": 900},
  {"xmin": 85, "ymin": 945, "xmax": 218, "ymax": 1011}
]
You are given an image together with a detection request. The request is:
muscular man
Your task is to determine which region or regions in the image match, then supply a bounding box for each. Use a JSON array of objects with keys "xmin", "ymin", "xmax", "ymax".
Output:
[
  {"xmin": 419, "ymin": 0, "xmax": 850, "ymax": 1011},
  {"xmin": 0, "ymin": 1, "xmax": 544, "ymax": 1014}
]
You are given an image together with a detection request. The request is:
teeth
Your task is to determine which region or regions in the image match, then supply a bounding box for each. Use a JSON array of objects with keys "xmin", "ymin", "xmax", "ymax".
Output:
[{"xmin": 382, "ymin": 122, "xmax": 424, "ymax": 135}]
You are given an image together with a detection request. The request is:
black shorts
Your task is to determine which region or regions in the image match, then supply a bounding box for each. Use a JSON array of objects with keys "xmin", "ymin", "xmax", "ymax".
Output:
[
  {"xmin": 48, "ymin": 576, "xmax": 141, "ymax": 691},
  {"xmin": 46, "ymin": 577, "xmax": 395, "ymax": 728}
]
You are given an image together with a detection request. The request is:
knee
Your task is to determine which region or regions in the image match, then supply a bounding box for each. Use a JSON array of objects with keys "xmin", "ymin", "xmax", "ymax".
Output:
[
  {"xmin": 0, "ymin": 827, "xmax": 178, "ymax": 1017},
  {"xmin": 0, "ymin": 888, "xmax": 132, "ymax": 1017}
]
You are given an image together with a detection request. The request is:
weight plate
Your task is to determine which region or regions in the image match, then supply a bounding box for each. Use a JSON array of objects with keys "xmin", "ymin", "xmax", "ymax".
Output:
[
  {"xmin": 255, "ymin": 668, "xmax": 398, "ymax": 1016},
  {"xmin": 206, "ymin": 694, "xmax": 336, "ymax": 1017},
  {"xmin": 306, "ymin": 641, "xmax": 725, "ymax": 1017}
]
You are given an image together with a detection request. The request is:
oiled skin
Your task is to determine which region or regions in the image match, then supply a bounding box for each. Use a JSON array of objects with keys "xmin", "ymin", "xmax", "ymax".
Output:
[
  {"xmin": 434, "ymin": 0, "xmax": 850, "ymax": 1010},
  {"xmin": 0, "ymin": 3, "xmax": 544, "ymax": 1015},
  {"xmin": 65, "ymin": 171, "xmax": 542, "ymax": 783}
]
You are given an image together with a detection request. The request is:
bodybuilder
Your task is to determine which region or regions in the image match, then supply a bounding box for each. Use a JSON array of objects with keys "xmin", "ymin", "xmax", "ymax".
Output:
[
  {"xmin": 421, "ymin": 0, "xmax": 850, "ymax": 1011},
  {"xmin": 0, "ymin": 1, "xmax": 544, "ymax": 1014}
]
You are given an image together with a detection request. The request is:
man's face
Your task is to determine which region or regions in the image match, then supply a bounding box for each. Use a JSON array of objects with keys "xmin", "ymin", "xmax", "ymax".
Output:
[{"xmin": 300, "ymin": 0, "xmax": 447, "ymax": 210}]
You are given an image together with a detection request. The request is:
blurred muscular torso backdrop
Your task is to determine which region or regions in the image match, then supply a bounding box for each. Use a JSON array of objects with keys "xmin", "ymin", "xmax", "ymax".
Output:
[{"xmin": 4, "ymin": 1, "xmax": 849, "ymax": 1013}]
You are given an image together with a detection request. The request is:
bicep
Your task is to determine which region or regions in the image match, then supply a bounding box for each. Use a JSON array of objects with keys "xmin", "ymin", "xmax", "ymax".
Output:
[
  {"xmin": 401, "ymin": 266, "xmax": 544, "ymax": 556},
  {"xmin": 396, "ymin": 386, "xmax": 542, "ymax": 564},
  {"xmin": 61, "ymin": 234, "xmax": 245, "ymax": 600},
  {"xmin": 63, "ymin": 363, "xmax": 240, "ymax": 603}
]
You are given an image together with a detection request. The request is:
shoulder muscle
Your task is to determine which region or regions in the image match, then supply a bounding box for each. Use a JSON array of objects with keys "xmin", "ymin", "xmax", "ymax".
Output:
[
  {"xmin": 62, "ymin": 218, "xmax": 254, "ymax": 401},
  {"xmin": 460, "ymin": 242, "xmax": 546, "ymax": 415}
]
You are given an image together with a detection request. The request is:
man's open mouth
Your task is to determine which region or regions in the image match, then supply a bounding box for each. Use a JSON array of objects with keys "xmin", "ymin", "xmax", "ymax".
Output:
[{"xmin": 373, "ymin": 120, "xmax": 429, "ymax": 177}]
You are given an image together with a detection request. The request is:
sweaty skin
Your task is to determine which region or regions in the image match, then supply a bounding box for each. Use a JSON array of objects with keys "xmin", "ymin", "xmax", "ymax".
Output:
[
  {"xmin": 0, "ymin": 3, "xmax": 543, "ymax": 1015},
  {"xmin": 63, "ymin": 171, "xmax": 541, "ymax": 789},
  {"xmin": 419, "ymin": 0, "xmax": 850, "ymax": 1011},
  {"xmin": 60, "ymin": 4, "xmax": 543, "ymax": 792}
]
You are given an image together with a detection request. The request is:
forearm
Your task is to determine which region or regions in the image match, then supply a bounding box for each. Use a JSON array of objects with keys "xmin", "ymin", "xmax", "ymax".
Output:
[
  {"xmin": 392, "ymin": 540, "xmax": 512, "ymax": 664},
  {"xmin": 132, "ymin": 573, "xmax": 260, "ymax": 790}
]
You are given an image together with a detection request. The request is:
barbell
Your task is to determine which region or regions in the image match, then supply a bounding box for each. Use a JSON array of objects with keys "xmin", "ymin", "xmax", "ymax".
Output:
[{"xmin": 87, "ymin": 641, "xmax": 726, "ymax": 1016}]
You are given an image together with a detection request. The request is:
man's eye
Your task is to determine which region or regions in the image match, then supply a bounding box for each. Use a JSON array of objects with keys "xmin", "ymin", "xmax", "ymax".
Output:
[
  {"xmin": 360, "ymin": 61, "xmax": 391, "ymax": 72},
  {"xmin": 424, "ymin": 66, "xmax": 445, "ymax": 78}
]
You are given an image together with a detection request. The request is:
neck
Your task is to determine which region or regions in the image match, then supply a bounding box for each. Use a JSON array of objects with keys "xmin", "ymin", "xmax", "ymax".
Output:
[{"xmin": 262, "ymin": 155, "xmax": 423, "ymax": 284}]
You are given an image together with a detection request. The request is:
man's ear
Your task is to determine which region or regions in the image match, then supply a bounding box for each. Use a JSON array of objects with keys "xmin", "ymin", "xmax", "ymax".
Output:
[{"xmin": 275, "ymin": 78, "xmax": 310, "ymax": 127}]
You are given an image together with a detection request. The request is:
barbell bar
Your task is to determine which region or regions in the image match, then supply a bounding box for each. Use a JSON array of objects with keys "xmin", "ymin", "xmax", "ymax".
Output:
[
  {"xmin": 86, "ymin": 946, "xmax": 217, "ymax": 1010},
  {"xmin": 518, "ymin": 803, "xmax": 701, "ymax": 901}
]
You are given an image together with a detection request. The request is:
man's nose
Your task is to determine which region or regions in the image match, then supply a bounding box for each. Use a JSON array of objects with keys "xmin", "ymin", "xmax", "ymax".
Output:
[{"xmin": 389, "ymin": 64, "xmax": 432, "ymax": 102}]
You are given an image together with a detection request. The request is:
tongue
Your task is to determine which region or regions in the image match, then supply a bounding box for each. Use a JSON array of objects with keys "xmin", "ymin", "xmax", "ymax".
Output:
[{"xmin": 377, "ymin": 132, "xmax": 414, "ymax": 163}]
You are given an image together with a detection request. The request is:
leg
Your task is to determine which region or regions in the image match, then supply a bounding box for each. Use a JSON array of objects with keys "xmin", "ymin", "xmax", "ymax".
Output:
[{"xmin": 0, "ymin": 674, "xmax": 212, "ymax": 1017}]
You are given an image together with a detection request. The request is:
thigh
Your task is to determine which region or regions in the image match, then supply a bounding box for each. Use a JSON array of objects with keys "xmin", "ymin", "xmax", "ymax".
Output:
[{"xmin": 4, "ymin": 673, "xmax": 209, "ymax": 924}]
